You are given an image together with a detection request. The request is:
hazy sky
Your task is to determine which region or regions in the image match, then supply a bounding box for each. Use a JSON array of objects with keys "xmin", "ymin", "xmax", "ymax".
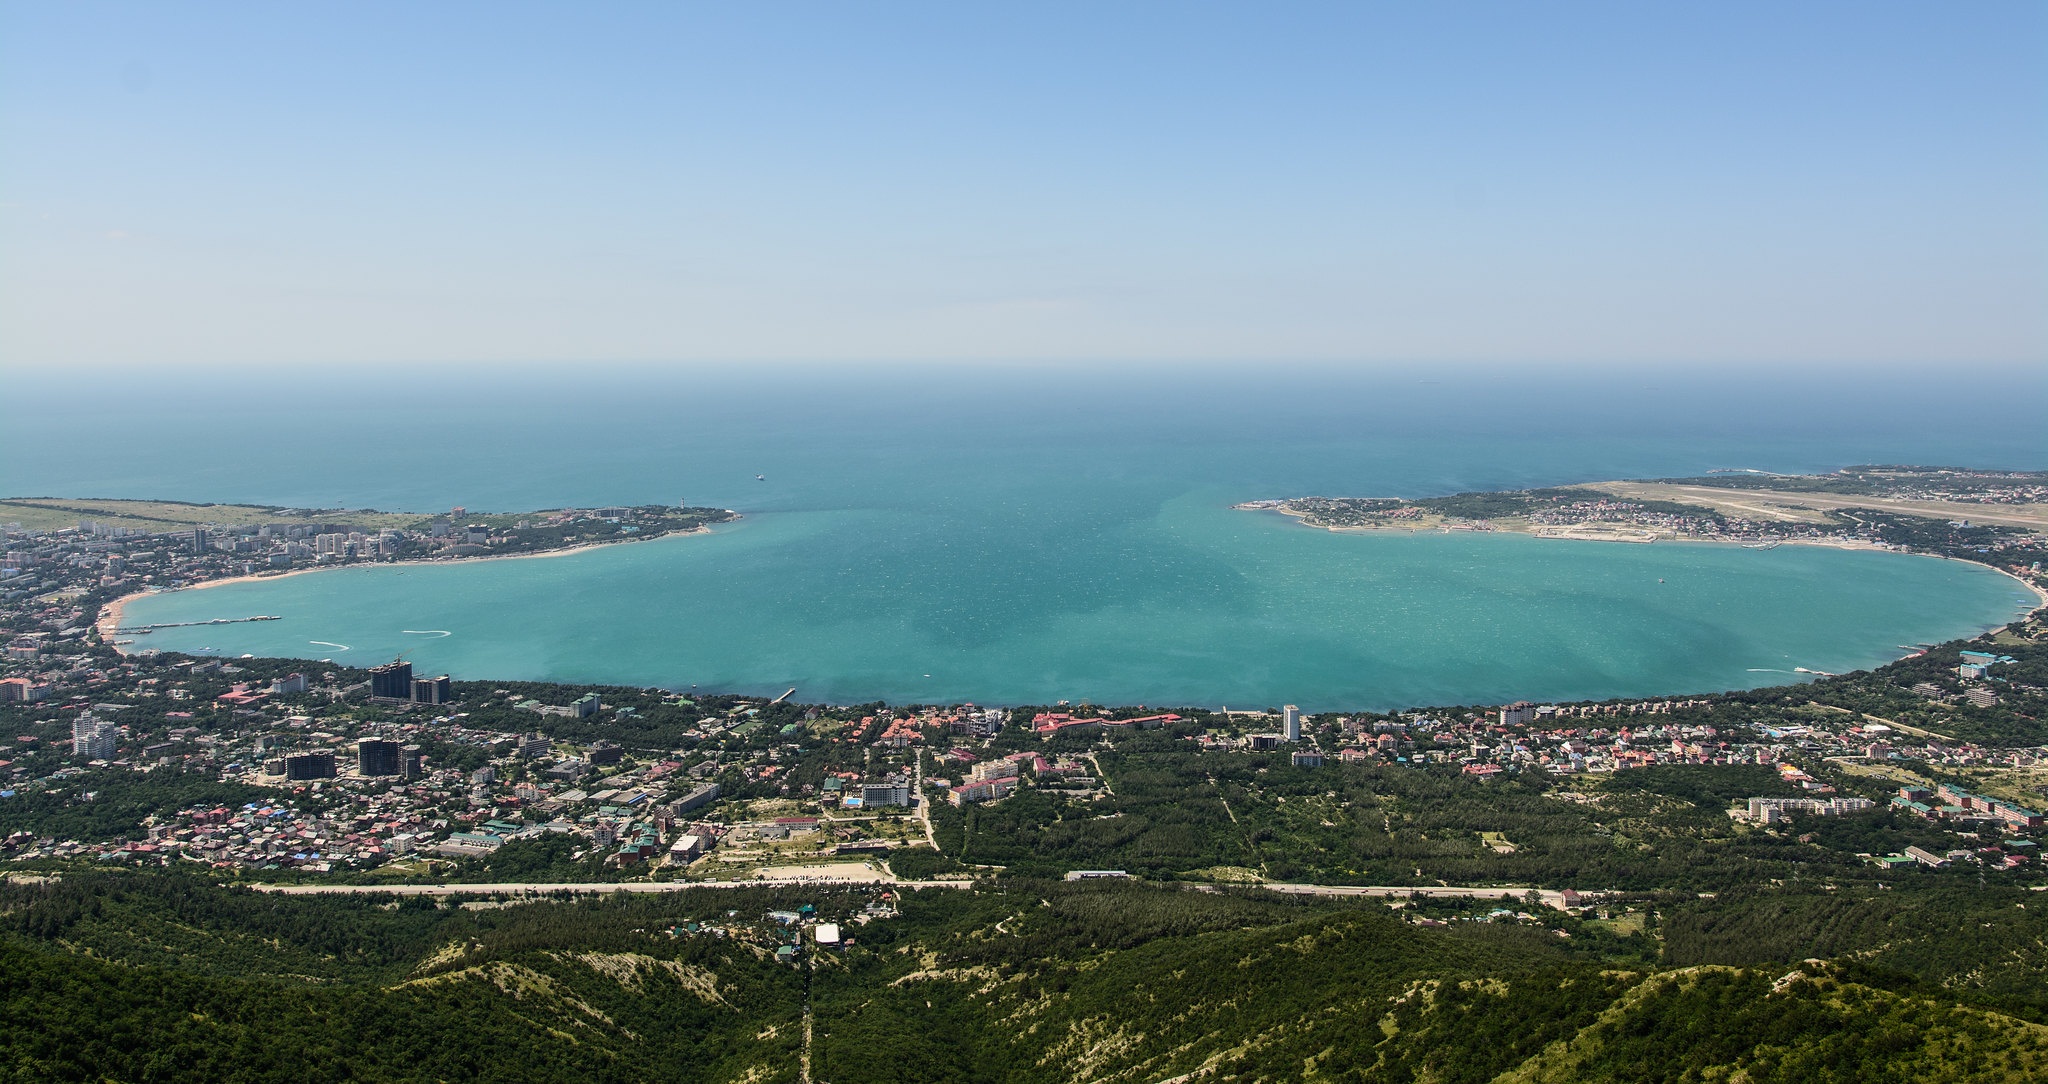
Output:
[{"xmin": 3, "ymin": 3, "xmax": 2042, "ymax": 368}]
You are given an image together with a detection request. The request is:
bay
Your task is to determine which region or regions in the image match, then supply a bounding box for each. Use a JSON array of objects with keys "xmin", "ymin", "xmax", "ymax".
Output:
[
  {"xmin": 26, "ymin": 362, "xmax": 2035, "ymax": 711},
  {"xmin": 114, "ymin": 498, "xmax": 2024, "ymax": 711}
]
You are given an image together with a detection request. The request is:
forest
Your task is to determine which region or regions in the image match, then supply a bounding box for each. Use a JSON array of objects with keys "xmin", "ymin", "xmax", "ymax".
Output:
[{"xmin": 6, "ymin": 871, "xmax": 2048, "ymax": 1082}]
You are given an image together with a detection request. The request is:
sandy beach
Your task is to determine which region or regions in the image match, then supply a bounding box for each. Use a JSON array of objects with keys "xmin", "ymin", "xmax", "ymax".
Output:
[
  {"xmin": 1987, "ymin": 565, "xmax": 2048, "ymax": 616},
  {"xmin": 96, "ymin": 525, "xmax": 721, "ymax": 648}
]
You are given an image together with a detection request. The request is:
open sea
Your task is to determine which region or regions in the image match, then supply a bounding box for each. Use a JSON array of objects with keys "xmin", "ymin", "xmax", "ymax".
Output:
[{"xmin": 7, "ymin": 363, "xmax": 2044, "ymax": 710}]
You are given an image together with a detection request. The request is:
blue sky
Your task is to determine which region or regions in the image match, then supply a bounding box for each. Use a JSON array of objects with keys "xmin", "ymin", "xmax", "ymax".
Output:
[{"xmin": 2, "ymin": 2, "xmax": 2042, "ymax": 367}]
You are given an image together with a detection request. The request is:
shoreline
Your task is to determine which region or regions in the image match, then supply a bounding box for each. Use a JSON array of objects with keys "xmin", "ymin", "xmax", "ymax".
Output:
[
  {"xmin": 97, "ymin": 506, "xmax": 2046, "ymax": 708},
  {"xmin": 97, "ymin": 524, "xmax": 723, "ymax": 648},
  {"xmin": 1990, "ymin": 565, "xmax": 2048, "ymax": 617}
]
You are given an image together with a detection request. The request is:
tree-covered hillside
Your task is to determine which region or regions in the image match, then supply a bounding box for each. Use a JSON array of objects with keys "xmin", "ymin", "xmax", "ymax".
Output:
[{"xmin": 6, "ymin": 872, "xmax": 2048, "ymax": 1082}]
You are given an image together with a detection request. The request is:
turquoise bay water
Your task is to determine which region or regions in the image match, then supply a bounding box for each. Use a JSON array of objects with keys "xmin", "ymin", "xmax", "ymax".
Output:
[
  {"xmin": 13, "ymin": 364, "xmax": 2043, "ymax": 710},
  {"xmin": 119, "ymin": 495, "xmax": 2025, "ymax": 711}
]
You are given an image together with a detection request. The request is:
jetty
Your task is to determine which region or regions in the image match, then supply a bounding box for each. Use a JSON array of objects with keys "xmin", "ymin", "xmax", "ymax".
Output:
[{"xmin": 116, "ymin": 615, "xmax": 281, "ymax": 633}]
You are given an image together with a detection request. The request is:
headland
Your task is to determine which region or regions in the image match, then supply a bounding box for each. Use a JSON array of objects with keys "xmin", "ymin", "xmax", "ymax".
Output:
[
  {"xmin": 92, "ymin": 521, "xmax": 731, "ymax": 645},
  {"xmin": 0, "ymin": 500, "xmax": 737, "ymax": 646},
  {"xmin": 1240, "ymin": 464, "xmax": 2048, "ymax": 615}
]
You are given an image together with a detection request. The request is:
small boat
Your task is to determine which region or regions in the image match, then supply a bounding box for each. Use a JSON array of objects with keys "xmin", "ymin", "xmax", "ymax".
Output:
[{"xmin": 756, "ymin": 474, "xmax": 766, "ymax": 481}]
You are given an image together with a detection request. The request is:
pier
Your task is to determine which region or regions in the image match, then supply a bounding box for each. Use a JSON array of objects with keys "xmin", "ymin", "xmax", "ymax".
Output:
[{"xmin": 116, "ymin": 615, "xmax": 281, "ymax": 633}]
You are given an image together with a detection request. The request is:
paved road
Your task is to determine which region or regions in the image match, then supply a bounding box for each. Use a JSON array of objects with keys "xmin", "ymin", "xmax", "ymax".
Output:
[
  {"xmin": 255, "ymin": 876, "xmax": 974, "ymax": 897},
  {"xmin": 254, "ymin": 877, "xmax": 1580, "ymax": 907},
  {"xmin": 1261, "ymin": 883, "xmax": 1584, "ymax": 909},
  {"xmin": 1856, "ymin": 711, "xmax": 1957, "ymax": 744}
]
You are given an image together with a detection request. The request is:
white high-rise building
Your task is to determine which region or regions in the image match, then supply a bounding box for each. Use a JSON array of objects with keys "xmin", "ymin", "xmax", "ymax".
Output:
[
  {"xmin": 72, "ymin": 715, "xmax": 117, "ymax": 760},
  {"xmin": 1283, "ymin": 705, "xmax": 1301, "ymax": 742}
]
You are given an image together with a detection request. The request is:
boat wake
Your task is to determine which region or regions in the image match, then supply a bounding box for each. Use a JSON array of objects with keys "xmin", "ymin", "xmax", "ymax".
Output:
[
  {"xmin": 401, "ymin": 630, "xmax": 452, "ymax": 637},
  {"xmin": 1746, "ymin": 668, "xmax": 1796, "ymax": 673},
  {"xmin": 309, "ymin": 641, "xmax": 351, "ymax": 651}
]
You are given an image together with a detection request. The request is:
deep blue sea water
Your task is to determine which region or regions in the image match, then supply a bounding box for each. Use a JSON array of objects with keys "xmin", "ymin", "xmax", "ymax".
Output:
[{"xmin": 7, "ymin": 363, "xmax": 2043, "ymax": 709}]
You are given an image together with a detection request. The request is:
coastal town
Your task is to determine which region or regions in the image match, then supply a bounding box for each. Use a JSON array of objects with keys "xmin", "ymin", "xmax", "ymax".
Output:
[
  {"xmin": 4, "ymin": 485, "xmax": 2046, "ymax": 891},
  {"xmin": 4, "ymin": 613, "xmax": 2044, "ymax": 885}
]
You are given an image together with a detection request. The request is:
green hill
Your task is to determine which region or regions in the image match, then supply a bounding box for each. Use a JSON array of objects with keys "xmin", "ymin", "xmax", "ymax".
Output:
[{"xmin": 7, "ymin": 872, "xmax": 2048, "ymax": 1082}]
